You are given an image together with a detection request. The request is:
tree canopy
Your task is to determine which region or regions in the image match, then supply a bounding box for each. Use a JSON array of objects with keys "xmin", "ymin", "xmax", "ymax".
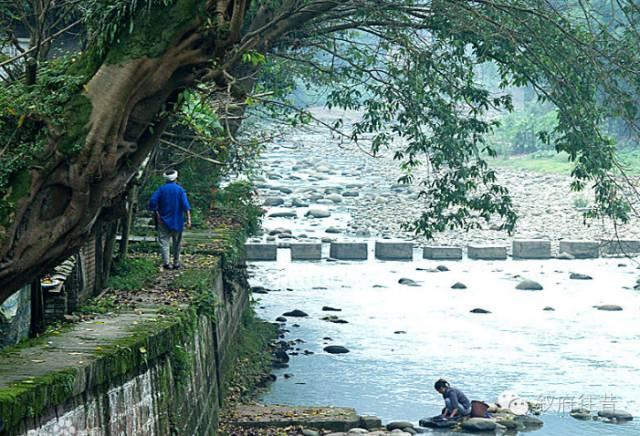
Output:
[{"xmin": 0, "ymin": 0, "xmax": 639, "ymax": 300}]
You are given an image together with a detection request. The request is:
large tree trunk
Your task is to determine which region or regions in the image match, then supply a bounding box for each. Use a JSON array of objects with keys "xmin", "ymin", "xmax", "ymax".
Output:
[
  {"xmin": 0, "ymin": 19, "xmax": 206, "ymax": 301},
  {"xmin": 0, "ymin": 1, "xmax": 343, "ymax": 303}
]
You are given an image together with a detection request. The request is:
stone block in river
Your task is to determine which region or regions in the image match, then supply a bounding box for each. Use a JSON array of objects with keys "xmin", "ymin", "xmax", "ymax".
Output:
[
  {"xmin": 375, "ymin": 241, "xmax": 413, "ymax": 260},
  {"xmin": 558, "ymin": 240, "xmax": 599, "ymax": 259},
  {"xmin": 330, "ymin": 242, "xmax": 368, "ymax": 260},
  {"xmin": 600, "ymin": 239, "xmax": 640, "ymax": 256},
  {"xmin": 468, "ymin": 244, "xmax": 507, "ymax": 260},
  {"xmin": 290, "ymin": 243, "xmax": 322, "ymax": 260},
  {"xmin": 512, "ymin": 239, "xmax": 551, "ymax": 259},
  {"xmin": 422, "ymin": 246, "xmax": 463, "ymax": 260},
  {"xmin": 245, "ymin": 243, "xmax": 277, "ymax": 261}
]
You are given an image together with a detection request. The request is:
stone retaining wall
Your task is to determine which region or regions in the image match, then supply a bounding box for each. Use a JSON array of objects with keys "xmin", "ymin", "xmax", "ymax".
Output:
[{"xmin": 0, "ymin": 260, "xmax": 250, "ymax": 436}]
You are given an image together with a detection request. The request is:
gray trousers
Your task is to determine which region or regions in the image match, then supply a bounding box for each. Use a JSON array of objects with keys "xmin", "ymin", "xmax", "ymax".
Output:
[
  {"xmin": 157, "ymin": 220, "xmax": 183, "ymax": 265},
  {"xmin": 445, "ymin": 398, "xmax": 471, "ymax": 416}
]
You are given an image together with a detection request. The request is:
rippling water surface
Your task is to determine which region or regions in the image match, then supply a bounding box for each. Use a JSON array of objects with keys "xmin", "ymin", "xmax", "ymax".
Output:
[
  {"xmin": 251, "ymin": 253, "xmax": 640, "ymax": 435},
  {"xmin": 246, "ymin": 110, "xmax": 640, "ymax": 434}
]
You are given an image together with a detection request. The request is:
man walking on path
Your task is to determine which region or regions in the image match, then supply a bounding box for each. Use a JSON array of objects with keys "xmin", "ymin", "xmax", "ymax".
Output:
[{"xmin": 149, "ymin": 170, "xmax": 191, "ymax": 270}]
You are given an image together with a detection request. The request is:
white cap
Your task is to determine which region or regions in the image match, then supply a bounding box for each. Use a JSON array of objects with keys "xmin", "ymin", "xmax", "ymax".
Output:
[{"xmin": 163, "ymin": 170, "xmax": 178, "ymax": 181}]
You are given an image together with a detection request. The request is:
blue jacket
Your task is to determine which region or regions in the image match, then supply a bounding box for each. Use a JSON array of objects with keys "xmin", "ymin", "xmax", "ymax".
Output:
[
  {"xmin": 148, "ymin": 182, "xmax": 191, "ymax": 232},
  {"xmin": 444, "ymin": 387, "xmax": 470, "ymax": 411}
]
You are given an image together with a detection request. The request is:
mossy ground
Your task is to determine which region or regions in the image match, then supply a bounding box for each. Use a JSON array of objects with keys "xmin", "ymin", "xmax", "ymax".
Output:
[{"xmin": 0, "ymin": 221, "xmax": 254, "ymax": 433}]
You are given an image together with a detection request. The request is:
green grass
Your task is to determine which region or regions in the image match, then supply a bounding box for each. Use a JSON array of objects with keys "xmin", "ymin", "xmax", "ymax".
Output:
[
  {"xmin": 491, "ymin": 149, "xmax": 640, "ymax": 175},
  {"xmin": 106, "ymin": 256, "xmax": 157, "ymax": 291},
  {"xmin": 491, "ymin": 151, "xmax": 574, "ymax": 174}
]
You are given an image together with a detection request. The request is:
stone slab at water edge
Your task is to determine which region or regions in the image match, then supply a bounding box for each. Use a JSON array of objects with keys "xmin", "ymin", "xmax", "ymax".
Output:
[
  {"xmin": 422, "ymin": 246, "xmax": 463, "ymax": 260},
  {"xmin": 512, "ymin": 239, "xmax": 552, "ymax": 259},
  {"xmin": 291, "ymin": 243, "xmax": 322, "ymax": 260},
  {"xmin": 246, "ymin": 243, "xmax": 278, "ymax": 261},
  {"xmin": 330, "ymin": 242, "xmax": 368, "ymax": 260},
  {"xmin": 374, "ymin": 241, "xmax": 413, "ymax": 260},
  {"xmin": 600, "ymin": 239, "xmax": 640, "ymax": 256},
  {"xmin": 468, "ymin": 245, "xmax": 508, "ymax": 260},
  {"xmin": 227, "ymin": 404, "xmax": 381, "ymax": 432},
  {"xmin": 558, "ymin": 240, "xmax": 599, "ymax": 258}
]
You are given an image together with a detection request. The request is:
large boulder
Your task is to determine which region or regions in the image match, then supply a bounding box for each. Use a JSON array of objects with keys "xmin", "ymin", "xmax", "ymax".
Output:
[
  {"xmin": 570, "ymin": 273, "xmax": 593, "ymax": 280},
  {"xmin": 570, "ymin": 408, "xmax": 592, "ymax": 420},
  {"xmin": 461, "ymin": 418, "xmax": 496, "ymax": 432},
  {"xmin": 399, "ymin": 278, "xmax": 420, "ymax": 287},
  {"xmin": 470, "ymin": 308, "xmax": 491, "ymax": 314},
  {"xmin": 269, "ymin": 209, "xmax": 297, "ymax": 218},
  {"xmin": 263, "ymin": 197, "xmax": 285, "ymax": 206},
  {"xmin": 516, "ymin": 279, "xmax": 543, "ymax": 291},
  {"xmin": 513, "ymin": 415, "xmax": 544, "ymax": 429},
  {"xmin": 597, "ymin": 410, "xmax": 633, "ymax": 421},
  {"xmin": 283, "ymin": 309, "xmax": 308, "ymax": 317},
  {"xmin": 306, "ymin": 207, "xmax": 331, "ymax": 218},
  {"xmin": 595, "ymin": 304, "xmax": 623, "ymax": 311},
  {"xmin": 324, "ymin": 345, "xmax": 350, "ymax": 354},
  {"xmin": 386, "ymin": 421, "xmax": 414, "ymax": 431}
]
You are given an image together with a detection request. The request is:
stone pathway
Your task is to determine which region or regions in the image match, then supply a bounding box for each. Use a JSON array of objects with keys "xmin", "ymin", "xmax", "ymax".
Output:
[{"xmin": 0, "ymin": 307, "xmax": 161, "ymax": 389}]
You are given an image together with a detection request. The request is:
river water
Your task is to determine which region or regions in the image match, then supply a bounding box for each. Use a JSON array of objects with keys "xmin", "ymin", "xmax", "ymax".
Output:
[{"xmin": 244, "ymin": 109, "xmax": 640, "ymax": 434}]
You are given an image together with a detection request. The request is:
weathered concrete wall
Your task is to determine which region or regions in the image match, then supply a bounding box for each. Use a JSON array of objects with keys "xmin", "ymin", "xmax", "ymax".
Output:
[
  {"xmin": 1, "ymin": 260, "xmax": 250, "ymax": 436},
  {"xmin": 0, "ymin": 286, "xmax": 31, "ymax": 349}
]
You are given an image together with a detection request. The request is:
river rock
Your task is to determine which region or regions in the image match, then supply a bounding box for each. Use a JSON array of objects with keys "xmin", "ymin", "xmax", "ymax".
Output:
[
  {"xmin": 470, "ymin": 308, "xmax": 491, "ymax": 314},
  {"xmin": 275, "ymin": 316, "xmax": 287, "ymax": 322},
  {"xmin": 303, "ymin": 429, "xmax": 320, "ymax": 436},
  {"xmin": 324, "ymin": 345, "xmax": 350, "ymax": 354},
  {"xmin": 273, "ymin": 350, "xmax": 289, "ymax": 363},
  {"xmin": 386, "ymin": 421, "xmax": 414, "ymax": 431},
  {"xmin": 325, "ymin": 227, "xmax": 342, "ymax": 234},
  {"xmin": 570, "ymin": 273, "xmax": 592, "ymax": 280},
  {"xmin": 283, "ymin": 309, "xmax": 308, "ymax": 317},
  {"xmin": 399, "ymin": 278, "xmax": 420, "ymax": 286},
  {"xmin": 306, "ymin": 207, "xmax": 331, "ymax": 218},
  {"xmin": 595, "ymin": 304, "xmax": 623, "ymax": 311},
  {"xmin": 269, "ymin": 227, "xmax": 291, "ymax": 236},
  {"xmin": 322, "ymin": 306, "xmax": 342, "ymax": 311},
  {"xmin": 597, "ymin": 410, "xmax": 633, "ymax": 421},
  {"xmin": 570, "ymin": 408, "xmax": 592, "ymax": 420},
  {"xmin": 516, "ymin": 279, "xmax": 543, "ymax": 290},
  {"xmin": 436, "ymin": 265, "xmax": 449, "ymax": 272},
  {"xmin": 292, "ymin": 198, "xmax": 310, "ymax": 207},
  {"xmin": 264, "ymin": 197, "xmax": 285, "ymax": 206},
  {"xmin": 269, "ymin": 209, "xmax": 297, "ymax": 218},
  {"xmin": 514, "ymin": 415, "xmax": 544, "ymax": 429},
  {"xmin": 451, "ymin": 282, "xmax": 467, "ymax": 289},
  {"xmin": 347, "ymin": 429, "xmax": 368, "ymax": 434},
  {"xmin": 251, "ymin": 286, "xmax": 269, "ymax": 294},
  {"xmin": 543, "ymin": 306, "xmax": 555, "ymax": 311},
  {"xmin": 461, "ymin": 418, "xmax": 496, "ymax": 431},
  {"xmin": 327, "ymin": 194, "xmax": 343, "ymax": 203},
  {"xmin": 322, "ymin": 315, "xmax": 348, "ymax": 324},
  {"xmin": 557, "ymin": 252, "xmax": 575, "ymax": 260}
]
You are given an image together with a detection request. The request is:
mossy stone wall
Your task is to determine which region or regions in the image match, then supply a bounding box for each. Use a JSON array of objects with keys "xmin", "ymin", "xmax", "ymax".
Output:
[{"xmin": 2, "ymin": 259, "xmax": 250, "ymax": 435}]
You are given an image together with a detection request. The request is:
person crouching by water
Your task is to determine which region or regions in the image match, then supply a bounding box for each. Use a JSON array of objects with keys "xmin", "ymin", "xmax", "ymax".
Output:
[
  {"xmin": 435, "ymin": 379, "xmax": 471, "ymax": 419},
  {"xmin": 148, "ymin": 170, "xmax": 191, "ymax": 270}
]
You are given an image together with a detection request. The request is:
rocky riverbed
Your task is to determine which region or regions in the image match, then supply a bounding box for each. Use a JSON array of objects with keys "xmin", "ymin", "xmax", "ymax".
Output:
[
  {"xmin": 249, "ymin": 108, "xmax": 640, "ymax": 249},
  {"xmin": 241, "ymin": 108, "xmax": 640, "ymax": 435}
]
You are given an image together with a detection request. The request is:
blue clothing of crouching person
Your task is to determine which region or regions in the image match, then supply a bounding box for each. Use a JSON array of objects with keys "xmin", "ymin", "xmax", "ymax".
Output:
[{"xmin": 435, "ymin": 379, "xmax": 471, "ymax": 418}]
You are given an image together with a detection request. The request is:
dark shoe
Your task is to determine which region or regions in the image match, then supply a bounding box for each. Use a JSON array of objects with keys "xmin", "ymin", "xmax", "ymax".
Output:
[
  {"xmin": 172, "ymin": 263, "xmax": 181, "ymax": 270},
  {"xmin": 163, "ymin": 264, "xmax": 173, "ymax": 270}
]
